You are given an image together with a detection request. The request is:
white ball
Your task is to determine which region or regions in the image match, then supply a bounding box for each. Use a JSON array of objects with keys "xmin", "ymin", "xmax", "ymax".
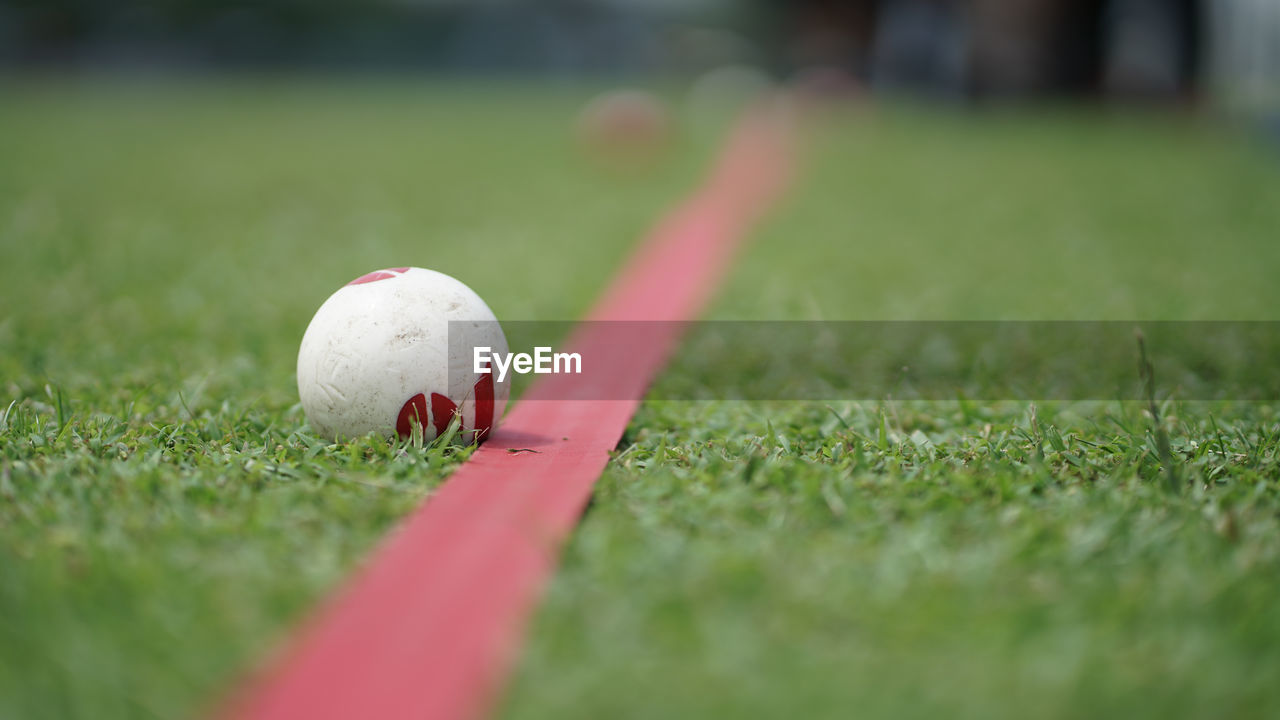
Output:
[
  {"xmin": 296, "ymin": 267, "xmax": 509, "ymax": 443},
  {"xmin": 576, "ymin": 89, "xmax": 671, "ymax": 160}
]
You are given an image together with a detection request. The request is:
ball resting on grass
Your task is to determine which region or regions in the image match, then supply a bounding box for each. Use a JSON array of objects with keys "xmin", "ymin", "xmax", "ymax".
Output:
[
  {"xmin": 296, "ymin": 267, "xmax": 509, "ymax": 443},
  {"xmin": 576, "ymin": 89, "xmax": 672, "ymax": 170}
]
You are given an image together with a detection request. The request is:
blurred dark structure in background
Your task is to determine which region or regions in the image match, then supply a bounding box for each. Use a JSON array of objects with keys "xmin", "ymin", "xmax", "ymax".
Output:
[
  {"xmin": 772, "ymin": 0, "xmax": 1202, "ymax": 100},
  {"xmin": 0, "ymin": 0, "xmax": 1276, "ymax": 109},
  {"xmin": 0, "ymin": 0, "xmax": 695, "ymax": 75}
]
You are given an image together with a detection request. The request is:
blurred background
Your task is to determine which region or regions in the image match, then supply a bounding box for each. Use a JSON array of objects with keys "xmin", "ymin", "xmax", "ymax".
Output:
[
  {"xmin": 4, "ymin": 4, "xmax": 1280, "ymax": 720},
  {"xmin": 1, "ymin": 0, "xmax": 1277, "ymax": 115}
]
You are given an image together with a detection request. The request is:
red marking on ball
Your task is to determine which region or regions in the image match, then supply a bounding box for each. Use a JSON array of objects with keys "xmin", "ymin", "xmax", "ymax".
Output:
[
  {"xmin": 472, "ymin": 372, "xmax": 495, "ymax": 441},
  {"xmin": 395, "ymin": 393, "xmax": 429, "ymax": 438},
  {"xmin": 347, "ymin": 267, "xmax": 410, "ymax": 286},
  {"xmin": 395, "ymin": 373, "xmax": 496, "ymax": 442},
  {"xmin": 429, "ymin": 393, "xmax": 455, "ymax": 438}
]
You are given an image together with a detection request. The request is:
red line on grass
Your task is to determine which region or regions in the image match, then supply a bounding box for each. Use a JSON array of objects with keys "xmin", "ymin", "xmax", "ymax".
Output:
[{"xmin": 221, "ymin": 100, "xmax": 795, "ymax": 720}]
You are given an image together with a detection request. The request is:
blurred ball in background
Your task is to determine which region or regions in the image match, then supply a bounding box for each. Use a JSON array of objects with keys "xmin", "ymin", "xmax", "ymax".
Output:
[
  {"xmin": 790, "ymin": 65, "xmax": 870, "ymax": 109},
  {"xmin": 575, "ymin": 89, "xmax": 672, "ymax": 171}
]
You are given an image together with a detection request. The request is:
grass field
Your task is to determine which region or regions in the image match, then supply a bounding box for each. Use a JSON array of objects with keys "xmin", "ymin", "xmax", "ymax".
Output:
[{"xmin": 3, "ymin": 80, "xmax": 1280, "ymax": 719}]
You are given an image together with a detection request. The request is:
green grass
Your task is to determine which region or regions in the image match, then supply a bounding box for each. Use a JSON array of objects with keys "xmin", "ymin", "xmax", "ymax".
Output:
[
  {"xmin": 505, "ymin": 401, "xmax": 1280, "ymax": 720},
  {"xmin": 3, "ymin": 82, "xmax": 1280, "ymax": 719},
  {"xmin": 0, "ymin": 78, "xmax": 712, "ymax": 719},
  {"xmin": 498, "ymin": 107, "xmax": 1280, "ymax": 719}
]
